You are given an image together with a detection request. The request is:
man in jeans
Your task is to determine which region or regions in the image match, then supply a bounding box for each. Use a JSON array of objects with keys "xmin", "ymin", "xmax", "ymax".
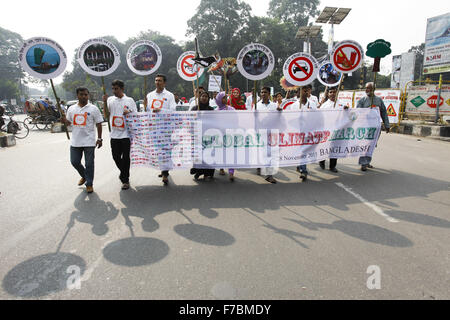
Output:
[
  {"xmin": 103, "ymin": 80, "xmax": 137, "ymax": 190},
  {"xmin": 62, "ymin": 87, "xmax": 104, "ymax": 193}
]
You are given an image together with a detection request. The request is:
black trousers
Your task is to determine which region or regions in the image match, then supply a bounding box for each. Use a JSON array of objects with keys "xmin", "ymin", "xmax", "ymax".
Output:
[
  {"xmin": 320, "ymin": 159, "xmax": 337, "ymax": 169},
  {"xmin": 111, "ymin": 138, "xmax": 131, "ymax": 183}
]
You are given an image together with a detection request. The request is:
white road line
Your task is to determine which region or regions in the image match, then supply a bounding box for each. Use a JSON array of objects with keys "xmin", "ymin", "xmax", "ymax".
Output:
[{"xmin": 335, "ymin": 182, "xmax": 399, "ymax": 223}]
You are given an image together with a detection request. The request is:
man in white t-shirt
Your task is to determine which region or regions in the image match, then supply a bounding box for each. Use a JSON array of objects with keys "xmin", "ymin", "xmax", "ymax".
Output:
[
  {"xmin": 256, "ymin": 87, "xmax": 281, "ymax": 184},
  {"xmin": 318, "ymin": 86, "xmax": 348, "ymax": 173},
  {"xmin": 144, "ymin": 74, "xmax": 176, "ymax": 185},
  {"xmin": 306, "ymin": 84, "xmax": 319, "ymax": 106},
  {"xmin": 103, "ymin": 80, "xmax": 137, "ymax": 190},
  {"xmin": 62, "ymin": 87, "xmax": 104, "ymax": 194}
]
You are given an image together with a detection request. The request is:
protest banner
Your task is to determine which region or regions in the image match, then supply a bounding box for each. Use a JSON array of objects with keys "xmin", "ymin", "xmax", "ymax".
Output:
[{"xmin": 126, "ymin": 109, "xmax": 381, "ymax": 170}]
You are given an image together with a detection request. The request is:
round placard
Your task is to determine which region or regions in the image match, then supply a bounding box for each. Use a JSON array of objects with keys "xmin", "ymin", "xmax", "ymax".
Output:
[
  {"xmin": 283, "ymin": 52, "xmax": 318, "ymax": 86},
  {"xmin": 317, "ymin": 60, "xmax": 342, "ymax": 87},
  {"xmin": 330, "ymin": 40, "xmax": 364, "ymax": 74},
  {"xmin": 237, "ymin": 43, "xmax": 275, "ymax": 81},
  {"xmin": 77, "ymin": 38, "xmax": 121, "ymax": 76},
  {"xmin": 126, "ymin": 40, "xmax": 162, "ymax": 76},
  {"xmin": 19, "ymin": 37, "xmax": 67, "ymax": 80},
  {"xmin": 177, "ymin": 51, "xmax": 204, "ymax": 81}
]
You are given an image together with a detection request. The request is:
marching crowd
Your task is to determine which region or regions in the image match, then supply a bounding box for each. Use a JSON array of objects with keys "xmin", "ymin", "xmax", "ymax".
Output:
[{"xmin": 61, "ymin": 74, "xmax": 390, "ymax": 193}]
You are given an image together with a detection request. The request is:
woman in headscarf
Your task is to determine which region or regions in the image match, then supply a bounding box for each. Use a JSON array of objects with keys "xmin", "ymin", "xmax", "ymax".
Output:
[
  {"xmin": 190, "ymin": 91, "xmax": 215, "ymax": 180},
  {"xmin": 228, "ymin": 88, "xmax": 246, "ymax": 110},
  {"xmin": 216, "ymin": 92, "xmax": 236, "ymax": 181}
]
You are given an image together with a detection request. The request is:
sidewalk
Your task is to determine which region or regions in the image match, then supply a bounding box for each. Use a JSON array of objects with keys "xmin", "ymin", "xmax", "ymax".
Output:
[{"xmin": 392, "ymin": 120, "xmax": 450, "ymax": 141}]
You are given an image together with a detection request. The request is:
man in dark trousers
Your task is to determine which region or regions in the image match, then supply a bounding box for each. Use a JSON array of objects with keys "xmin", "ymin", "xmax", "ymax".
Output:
[{"xmin": 103, "ymin": 80, "xmax": 137, "ymax": 190}]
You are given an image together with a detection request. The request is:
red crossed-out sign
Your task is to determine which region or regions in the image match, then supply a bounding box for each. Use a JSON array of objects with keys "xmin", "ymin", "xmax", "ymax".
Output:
[
  {"xmin": 288, "ymin": 57, "xmax": 314, "ymax": 82},
  {"xmin": 332, "ymin": 41, "xmax": 363, "ymax": 73},
  {"xmin": 181, "ymin": 54, "xmax": 197, "ymax": 78}
]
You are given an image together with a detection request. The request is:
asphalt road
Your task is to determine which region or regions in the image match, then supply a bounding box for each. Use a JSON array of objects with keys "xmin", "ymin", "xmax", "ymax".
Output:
[{"xmin": 0, "ymin": 124, "xmax": 449, "ymax": 300}]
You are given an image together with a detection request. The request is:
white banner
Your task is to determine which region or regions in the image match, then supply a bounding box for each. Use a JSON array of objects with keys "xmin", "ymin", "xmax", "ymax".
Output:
[
  {"xmin": 208, "ymin": 75, "xmax": 222, "ymax": 92},
  {"xmin": 126, "ymin": 110, "xmax": 381, "ymax": 170},
  {"xmin": 405, "ymin": 85, "xmax": 450, "ymax": 114},
  {"xmin": 354, "ymin": 90, "xmax": 401, "ymax": 124},
  {"xmin": 319, "ymin": 91, "xmax": 354, "ymax": 108}
]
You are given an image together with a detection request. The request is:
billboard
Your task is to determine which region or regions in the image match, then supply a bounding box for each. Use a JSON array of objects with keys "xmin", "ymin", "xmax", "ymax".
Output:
[{"xmin": 423, "ymin": 12, "xmax": 450, "ymax": 75}]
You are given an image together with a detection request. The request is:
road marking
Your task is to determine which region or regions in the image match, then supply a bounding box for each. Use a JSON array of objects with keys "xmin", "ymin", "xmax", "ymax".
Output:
[{"xmin": 335, "ymin": 182, "xmax": 399, "ymax": 223}]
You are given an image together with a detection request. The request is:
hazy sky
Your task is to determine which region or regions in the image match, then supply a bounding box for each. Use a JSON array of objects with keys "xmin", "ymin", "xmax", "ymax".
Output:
[{"xmin": 2, "ymin": 0, "xmax": 449, "ymax": 85}]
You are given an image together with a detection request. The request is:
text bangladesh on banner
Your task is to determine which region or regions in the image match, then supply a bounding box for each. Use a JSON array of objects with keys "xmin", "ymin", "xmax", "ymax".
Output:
[
  {"xmin": 195, "ymin": 109, "xmax": 381, "ymax": 168},
  {"xmin": 405, "ymin": 85, "xmax": 450, "ymax": 115},
  {"xmin": 354, "ymin": 89, "xmax": 401, "ymax": 124}
]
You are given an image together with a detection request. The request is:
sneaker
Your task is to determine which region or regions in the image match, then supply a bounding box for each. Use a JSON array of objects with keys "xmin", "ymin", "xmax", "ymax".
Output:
[
  {"xmin": 300, "ymin": 172, "xmax": 308, "ymax": 181},
  {"xmin": 78, "ymin": 178, "xmax": 86, "ymax": 186},
  {"xmin": 361, "ymin": 165, "xmax": 367, "ymax": 171},
  {"xmin": 329, "ymin": 168, "xmax": 338, "ymax": 173},
  {"xmin": 367, "ymin": 164, "xmax": 374, "ymax": 169},
  {"xmin": 121, "ymin": 183, "xmax": 130, "ymax": 190},
  {"xmin": 319, "ymin": 162, "xmax": 325, "ymax": 170},
  {"xmin": 219, "ymin": 169, "xmax": 226, "ymax": 176},
  {"xmin": 86, "ymin": 186, "xmax": 94, "ymax": 193},
  {"xmin": 265, "ymin": 176, "xmax": 277, "ymax": 184}
]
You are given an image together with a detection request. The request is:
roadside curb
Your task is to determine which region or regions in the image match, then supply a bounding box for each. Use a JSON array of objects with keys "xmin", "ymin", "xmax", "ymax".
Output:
[{"xmin": 392, "ymin": 123, "xmax": 450, "ymax": 139}]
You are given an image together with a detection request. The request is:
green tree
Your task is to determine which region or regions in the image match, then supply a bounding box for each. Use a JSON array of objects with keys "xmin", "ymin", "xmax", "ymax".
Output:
[
  {"xmin": 268, "ymin": 0, "xmax": 320, "ymax": 26},
  {"xmin": 186, "ymin": 0, "xmax": 252, "ymax": 58}
]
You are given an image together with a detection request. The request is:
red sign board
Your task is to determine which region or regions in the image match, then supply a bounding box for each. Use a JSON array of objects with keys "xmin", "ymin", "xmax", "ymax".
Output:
[{"xmin": 427, "ymin": 95, "xmax": 444, "ymax": 108}]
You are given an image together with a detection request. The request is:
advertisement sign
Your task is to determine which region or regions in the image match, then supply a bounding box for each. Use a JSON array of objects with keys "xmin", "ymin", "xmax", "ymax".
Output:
[{"xmin": 423, "ymin": 12, "xmax": 450, "ymax": 74}]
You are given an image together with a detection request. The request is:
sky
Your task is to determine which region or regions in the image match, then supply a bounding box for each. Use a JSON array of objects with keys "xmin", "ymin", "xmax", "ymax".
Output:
[{"xmin": 2, "ymin": 0, "xmax": 449, "ymax": 87}]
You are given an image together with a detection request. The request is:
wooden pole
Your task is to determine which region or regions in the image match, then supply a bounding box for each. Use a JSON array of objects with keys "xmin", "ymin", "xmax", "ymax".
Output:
[
  {"xmin": 143, "ymin": 76, "xmax": 148, "ymax": 112},
  {"xmin": 253, "ymin": 81, "xmax": 257, "ymax": 110},
  {"xmin": 334, "ymin": 74, "xmax": 345, "ymax": 109},
  {"xmin": 101, "ymin": 77, "xmax": 111, "ymax": 132},
  {"xmin": 50, "ymin": 79, "xmax": 70, "ymax": 140},
  {"xmin": 370, "ymin": 72, "xmax": 378, "ymax": 107}
]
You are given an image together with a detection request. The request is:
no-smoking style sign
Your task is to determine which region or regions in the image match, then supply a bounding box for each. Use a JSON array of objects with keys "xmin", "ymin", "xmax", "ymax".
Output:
[
  {"xmin": 331, "ymin": 40, "xmax": 364, "ymax": 74},
  {"xmin": 283, "ymin": 53, "xmax": 318, "ymax": 87},
  {"xmin": 177, "ymin": 51, "xmax": 204, "ymax": 81}
]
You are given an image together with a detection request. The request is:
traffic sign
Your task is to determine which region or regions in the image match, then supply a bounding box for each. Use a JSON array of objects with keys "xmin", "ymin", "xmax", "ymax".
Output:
[
  {"xmin": 19, "ymin": 37, "xmax": 67, "ymax": 80},
  {"xmin": 283, "ymin": 53, "xmax": 318, "ymax": 86},
  {"xmin": 237, "ymin": 43, "xmax": 275, "ymax": 81},
  {"xmin": 317, "ymin": 60, "xmax": 342, "ymax": 87},
  {"xmin": 427, "ymin": 95, "xmax": 444, "ymax": 108},
  {"xmin": 331, "ymin": 40, "xmax": 364, "ymax": 74},
  {"xmin": 387, "ymin": 104, "xmax": 397, "ymax": 116},
  {"xmin": 77, "ymin": 38, "xmax": 121, "ymax": 77},
  {"xmin": 126, "ymin": 40, "xmax": 162, "ymax": 76},
  {"xmin": 177, "ymin": 51, "xmax": 204, "ymax": 81},
  {"xmin": 280, "ymin": 98, "xmax": 298, "ymax": 110}
]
